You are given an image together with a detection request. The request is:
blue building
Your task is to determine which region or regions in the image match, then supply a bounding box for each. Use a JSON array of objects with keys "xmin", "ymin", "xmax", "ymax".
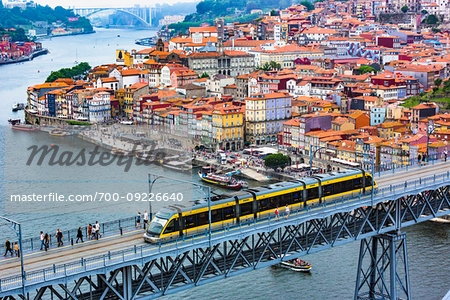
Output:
[{"xmin": 370, "ymin": 106, "xmax": 386, "ymax": 126}]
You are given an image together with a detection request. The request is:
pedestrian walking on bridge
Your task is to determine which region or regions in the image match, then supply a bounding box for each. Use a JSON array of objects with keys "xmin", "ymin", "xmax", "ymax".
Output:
[
  {"xmin": 4, "ymin": 239, "xmax": 13, "ymax": 256},
  {"xmin": 14, "ymin": 242, "xmax": 19, "ymax": 257},
  {"xmin": 76, "ymin": 227, "xmax": 83, "ymax": 243},
  {"xmin": 44, "ymin": 233, "xmax": 49, "ymax": 251},
  {"xmin": 40, "ymin": 231, "xmax": 45, "ymax": 250},
  {"xmin": 56, "ymin": 229, "xmax": 63, "ymax": 247}
]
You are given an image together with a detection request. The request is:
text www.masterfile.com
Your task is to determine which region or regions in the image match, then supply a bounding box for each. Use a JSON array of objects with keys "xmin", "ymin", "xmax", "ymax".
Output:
[{"xmin": 9, "ymin": 192, "xmax": 184, "ymax": 202}]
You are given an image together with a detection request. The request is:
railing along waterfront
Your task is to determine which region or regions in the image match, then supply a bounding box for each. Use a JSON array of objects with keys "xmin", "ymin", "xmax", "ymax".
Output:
[{"xmin": 1, "ymin": 171, "xmax": 449, "ymax": 293}]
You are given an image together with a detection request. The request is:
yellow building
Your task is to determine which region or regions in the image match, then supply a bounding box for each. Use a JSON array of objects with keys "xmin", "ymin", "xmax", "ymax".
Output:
[
  {"xmin": 212, "ymin": 104, "xmax": 244, "ymax": 151},
  {"xmin": 116, "ymin": 50, "xmax": 133, "ymax": 67},
  {"xmin": 123, "ymin": 83, "xmax": 149, "ymax": 119}
]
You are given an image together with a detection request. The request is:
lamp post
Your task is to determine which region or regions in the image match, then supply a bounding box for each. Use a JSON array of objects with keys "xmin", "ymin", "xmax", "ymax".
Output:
[
  {"xmin": 148, "ymin": 174, "xmax": 164, "ymax": 221},
  {"xmin": 426, "ymin": 121, "xmax": 434, "ymax": 163},
  {"xmin": 0, "ymin": 216, "xmax": 26, "ymax": 295},
  {"xmin": 309, "ymin": 146, "xmax": 327, "ymax": 175}
]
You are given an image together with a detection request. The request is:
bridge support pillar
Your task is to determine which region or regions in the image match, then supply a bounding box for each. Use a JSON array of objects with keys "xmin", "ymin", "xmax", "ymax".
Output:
[
  {"xmin": 354, "ymin": 232, "xmax": 410, "ymax": 300},
  {"xmin": 122, "ymin": 266, "xmax": 133, "ymax": 300}
]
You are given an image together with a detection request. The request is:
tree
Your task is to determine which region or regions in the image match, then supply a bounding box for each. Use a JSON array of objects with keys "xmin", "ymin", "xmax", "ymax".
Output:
[
  {"xmin": 421, "ymin": 9, "xmax": 428, "ymax": 15},
  {"xmin": 300, "ymin": 1, "xmax": 314, "ymax": 11},
  {"xmin": 424, "ymin": 14, "xmax": 438, "ymax": 25},
  {"xmin": 433, "ymin": 87, "xmax": 439, "ymax": 93},
  {"xmin": 358, "ymin": 65, "xmax": 377, "ymax": 75},
  {"xmin": 401, "ymin": 5, "xmax": 408, "ymax": 13},
  {"xmin": 270, "ymin": 9, "xmax": 279, "ymax": 16},
  {"xmin": 200, "ymin": 72, "xmax": 210, "ymax": 78},
  {"xmin": 264, "ymin": 153, "xmax": 290, "ymax": 170},
  {"xmin": 269, "ymin": 60, "xmax": 281, "ymax": 70},
  {"xmin": 434, "ymin": 78, "xmax": 442, "ymax": 88}
]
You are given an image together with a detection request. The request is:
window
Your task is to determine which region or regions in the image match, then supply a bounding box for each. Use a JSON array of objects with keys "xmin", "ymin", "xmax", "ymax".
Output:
[
  {"xmin": 183, "ymin": 215, "xmax": 196, "ymax": 229},
  {"xmin": 197, "ymin": 212, "xmax": 209, "ymax": 226},
  {"xmin": 223, "ymin": 206, "xmax": 235, "ymax": 219},
  {"xmin": 307, "ymin": 187, "xmax": 319, "ymax": 200},
  {"xmin": 240, "ymin": 202, "xmax": 252, "ymax": 216},
  {"xmin": 164, "ymin": 219, "xmax": 178, "ymax": 234}
]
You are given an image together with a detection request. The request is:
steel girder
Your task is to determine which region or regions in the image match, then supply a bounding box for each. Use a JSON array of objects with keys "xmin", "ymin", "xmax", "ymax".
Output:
[
  {"xmin": 1, "ymin": 185, "xmax": 448, "ymax": 300},
  {"xmin": 354, "ymin": 232, "xmax": 410, "ymax": 300}
]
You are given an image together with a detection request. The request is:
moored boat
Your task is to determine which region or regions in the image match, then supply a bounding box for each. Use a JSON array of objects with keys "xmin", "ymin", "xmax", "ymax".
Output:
[
  {"xmin": 198, "ymin": 172, "xmax": 245, "ymax": 190},
  {"xmin": 12, "ymin": 124, "xmax": 38, "ymax": 131}
]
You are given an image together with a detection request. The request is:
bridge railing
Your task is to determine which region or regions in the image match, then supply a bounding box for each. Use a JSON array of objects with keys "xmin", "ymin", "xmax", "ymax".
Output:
[
  {"xmin": 373, "ymin": 155, "xmax": 444, "ymax": 177},
  {"xmin": 1, "ymin": 171, "xmax": 450, "ymax": 293}
]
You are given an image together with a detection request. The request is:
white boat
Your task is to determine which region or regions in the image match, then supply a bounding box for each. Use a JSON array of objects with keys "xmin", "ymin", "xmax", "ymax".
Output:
[{"xmin": 272, "ymin": 256, "xmax": 312, "ymax": 272}]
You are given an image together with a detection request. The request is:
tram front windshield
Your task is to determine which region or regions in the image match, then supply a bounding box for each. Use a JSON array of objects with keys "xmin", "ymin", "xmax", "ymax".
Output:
[{"xmin": 147, "ymin": 216, "xmax": 168, "ymax": 235}]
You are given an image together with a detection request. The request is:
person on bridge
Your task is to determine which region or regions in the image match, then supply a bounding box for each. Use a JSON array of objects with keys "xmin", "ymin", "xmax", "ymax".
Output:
[
  {"xmin": 56, "ymin": 229, "xmax": 63, "ymax": 247},
  {"xmin": 275, "ymin": 207, "xmax": 279, "ymax": 220},
  {"xmin": 88, "ymin": 224, "xmax": 93, "ymax": 240},
  {"xmin": 40, "ymin": 231, "xmax": 45, "ymax": 251},
  {"xmin": 285, "ymin": 205, "xmax": 290, "ymax": 219},
  {"xmin": 44, "ymin": 233, "xmax": 49, "ymax": 251},
  {"xmin": 94, "ymin": 221, "xmax": 101, "ymax": 240},
  {"xmin": 76, "ymin": 227, "xmax": 84, "ymax": 243},
  {"xmin": 14, "ymin": 242, "xmax": 19, "ymax": 257},
  {"xmin": 143, "ymin": 210, "xmax": 149, "ymax": 229},
  {"xmin": 4, "ymin": 239, "xmax": 13, "ymax": 256},
  {"xmin": 136, "ymin": 212, "xmax": 142, "ymax": 229}
]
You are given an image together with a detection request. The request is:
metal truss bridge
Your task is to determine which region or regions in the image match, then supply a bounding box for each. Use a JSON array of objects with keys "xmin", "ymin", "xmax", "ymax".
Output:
[
  {"xmin": 72, "ymin": 7, "xmax": 155, "ymax": 27},
  {"xmin": 0, "ymin": 163, "xmax": 449, "ymax": 300}
]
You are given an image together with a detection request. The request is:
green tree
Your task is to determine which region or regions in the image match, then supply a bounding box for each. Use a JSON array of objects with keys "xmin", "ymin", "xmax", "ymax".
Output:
[
  {"xmin": 358, "ymin": 65, "xmax": 377, "ymax": 74},
  {"xmin": 45, "ymin": 62, "xmax": 91, "ymax": 82},
  {"xmin": 435, "ymin": 78, "xmax": 442, "ymax": 87},
  {"xmin": 300, "ymin": 1, "xmax": 314, "ymax": 11},
  {"xmin": 200, "ymin": 72, "xmax": 210, "ymax": 78},
  {"xmin": 270, "ymin": 9, "xmax": 279, "ymax": 16},
  {"xmin": 424, "ymin": 14, "xmax": 438, "ymax": 24},
  {"xmin": 433, "ymin": 86, "xmax": 439, "ymax": 93},
  {"xmin": 421, "ymin": 9, "xmax": 428, "ymax": 15},
  {"xmin": 401, "ymin": 5, "xmax": 408, "ymax": 13},
  {"xmin": 269, "ymin": 60, "xmax": 281, "ymax": 70},
  {"xmin": 264, "ymin": 153, "xmax": 290, "ymax": 170}
]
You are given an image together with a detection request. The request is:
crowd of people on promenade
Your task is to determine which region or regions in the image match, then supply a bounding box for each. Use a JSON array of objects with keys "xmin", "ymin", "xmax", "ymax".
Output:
[
  {"xmin": 3, "ymin": 220, "xmax": 105, "ymax": 257},
  {"xmin": 3, "ymin": 213, "xmax": 152, "ymax": 259}
]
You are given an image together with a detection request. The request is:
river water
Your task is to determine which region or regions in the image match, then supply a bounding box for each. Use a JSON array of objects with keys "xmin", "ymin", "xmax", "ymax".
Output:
[{"xmin": 0, "ymin": 28, "xmax": 448, "ymax": 299}]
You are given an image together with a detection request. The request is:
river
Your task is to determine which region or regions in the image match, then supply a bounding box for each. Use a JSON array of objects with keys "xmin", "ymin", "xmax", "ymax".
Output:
[{"xmin": 0, "ymin": 28, "xmax": 448, "ymax": 299}]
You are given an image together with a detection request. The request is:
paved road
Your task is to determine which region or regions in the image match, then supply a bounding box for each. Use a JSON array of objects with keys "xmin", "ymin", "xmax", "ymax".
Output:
[{"xmin": 0, "ymin": 162, "xmax": 448, "ymax": 278}]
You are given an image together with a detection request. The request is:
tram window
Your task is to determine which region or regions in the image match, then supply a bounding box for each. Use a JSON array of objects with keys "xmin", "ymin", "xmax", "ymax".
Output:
[
  {"xmin": 308, "ymin": 187, "xmax": 319, "ymax": 200},
  {"xmin": 184, "ymin": 215, "xmax": 196, "ymax": 229},
  {"xmin": 268, "ymin": 196, "xmax": 279, "ymax": 209},
  {"xmin": 223, "ymin": 206, "xmax": 235, "ymax": 219},
  {"xmin": 293, "ymin": 192, "xmax": 302, "ymax": 203},
  {"xmin": 211, "ymin": 209, "xmax": 222, "ymax": 223},
  {"xmin": 241, "ymin": 202, "xmax": 252, "ymax": 216},
  {"xmin": 164, "ymin": 218, "xmax": 179, "ymax": 234},
  {"xmin": 353, "ymin": 178, "xmax": 362, "ymax": 189},
  {"xmin": 197, "ymin": 212, "xmax": 209, "ymax": 226},
  {"xmin": 259, "ymin": 199, "xmax": 269, "ymax": 211},
  {"xmin": 323, "ymin": 184, "xmax": 333, "ymax": 196},
  {"xmin": 365, "ymin": 175, "xmax": 373, "ymax": 186},
  {"xmin": 279, "ymin": 194, "xmax": 291, "ymax": 206}
]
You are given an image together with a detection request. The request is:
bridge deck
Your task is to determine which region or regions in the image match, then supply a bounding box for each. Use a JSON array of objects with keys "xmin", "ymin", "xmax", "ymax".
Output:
[{"xmin": 0, "ymin": 162, "xmax": 448, "ymax": 293}]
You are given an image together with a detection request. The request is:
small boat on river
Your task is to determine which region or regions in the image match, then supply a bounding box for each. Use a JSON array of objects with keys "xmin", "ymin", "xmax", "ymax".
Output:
[
  {"xmin": 272, "ymin": 257, "xmax": 312, "ymax": 272},
  {"xmin": 198, "ymin": 172, "xmax": 246, "ymax": 190}
]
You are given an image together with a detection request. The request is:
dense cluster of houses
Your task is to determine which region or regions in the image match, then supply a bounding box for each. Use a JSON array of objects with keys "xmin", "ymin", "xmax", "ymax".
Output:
[
  {"xmin": 0, "ymin": 33, "xmax": 42, "ymax": 62},
  {"xmin": 26, "ymin": 0, "xmax": 450, "ymax": 166}
]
